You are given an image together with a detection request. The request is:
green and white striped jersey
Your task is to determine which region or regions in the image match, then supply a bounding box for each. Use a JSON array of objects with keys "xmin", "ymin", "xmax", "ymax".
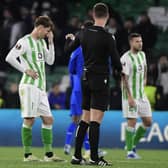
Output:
[
  {"xmin": 6, "ymin": 34, "xmax": 55, "ymax": 91},
  {"xmin": 120, "ymin": 50, "xmax": 147, "ymax": 100}
]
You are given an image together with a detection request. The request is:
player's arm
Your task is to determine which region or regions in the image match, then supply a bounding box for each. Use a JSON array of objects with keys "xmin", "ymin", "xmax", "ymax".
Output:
[
  {"xmin": 144, "ymin": 65, "xmax": 147, "ymax": 86},
  {"xmin": 5, "ymin": 39, "xmax": 38, "ymax": 79},
  {"xmin": 143, "ymin": 52, "xmax": 148, "ymax": 86},
  {"xmin": 121, "ymin": 57, "xmax": 136, "ymax": 107},
  {"xmin": 122, "ymin": 74, "xmax": 136, "ymax": 107},
  {"xmin": 44, "ymin": 31, "xmax": 55, "ymax": 65},
  {"xmin": 64, "ymin": 32, "xmax": 81, "ymax": 56}
]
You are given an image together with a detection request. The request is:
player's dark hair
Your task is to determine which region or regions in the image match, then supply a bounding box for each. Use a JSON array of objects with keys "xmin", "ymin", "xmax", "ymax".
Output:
[
  {"xmin": 93, "ymin": 3, "xmax": 109, "ymax": 18},
  {"xmin": 128, "ymin": 33, "xmax": 142, "ymax": 41},
  {"xmin": 34, "ymin": 16, "xmax": 54, "ymax": 31},
  {"xmin": 83, "ymin": 20, "xmax": 94, "ymax": 27}
]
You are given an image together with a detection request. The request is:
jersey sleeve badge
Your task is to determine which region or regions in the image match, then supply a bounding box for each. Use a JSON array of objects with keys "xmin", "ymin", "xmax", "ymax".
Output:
[{"xmin": 15, "ymin": 43, "xmax": 22, "ymax": 50}]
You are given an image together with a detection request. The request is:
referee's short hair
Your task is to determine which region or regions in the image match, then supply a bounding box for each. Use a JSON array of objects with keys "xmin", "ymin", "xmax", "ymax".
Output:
[
  {"xmin": 128, "ymin": 33, "xmax": 142, "ymax": 41},
  {"xmin": 93, "ymin": 3, "xmax": 109, "ymax": 18}
]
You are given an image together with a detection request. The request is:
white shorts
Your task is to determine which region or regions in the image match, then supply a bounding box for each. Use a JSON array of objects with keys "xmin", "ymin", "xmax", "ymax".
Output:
[
  {"xmin": 122, "ymin": 97, "xmax": 152, "ymax": 118},
  {"xmin": 19, "ymin": 84, "xmax": 52, "ymax": 118}
]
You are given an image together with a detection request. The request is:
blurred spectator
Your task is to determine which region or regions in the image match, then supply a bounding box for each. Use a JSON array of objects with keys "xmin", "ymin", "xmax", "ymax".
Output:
[
  {"xmin": 0, "ymin": 89, "xmax": 5, "ymax": 108},
  {"xmin": 123, "ymin": 17, "xmax": 136, "ymax": 51},
  {"xmin": 85, "ymin": 8, "xmax": 93, "ymax": 20},
  {"xmin": 157, "ymin": 55, "xmax": 168, "ymax": 95},
  {"xmin": 155, "ymin": 85, "xmax": 168, "ymax": 110},
  {"xmin": 147, "ymin": 62, "xmax": 158, "ymax": 85},
  {"xmin": 9, "ymin": 7, "xmax": 27, "ymax": 48},
  {"xmin": 109, "ymin": 85, "xmax": 122, "ymax": 110},
  {"xmin": 144, "ymin": 80, "xmax": 157, "ymax": 110},
  {"xmin": 48, "ymin": 82, "xmax": 66, "ymax": 109},
  {"xmin": 59, "ymin": 16, "xmax": 80, "ymax": 65},
  {"xmin": 0, "ymin": 72, "xmax": 8, "ymax": 107},
  {"xmin": 6, "ymin": 82, "xmax": 20, "ymax": 108},
  {"xmin": 135, "ymin": 12, "xmax": 158, "ymax": 60},
  {"xmin": 106, "ymin": 17, "xmax": 128, "ymax": 55},
  {"xmin": 0, "ymin": 7, "xmax": 14, "ymax": 71}
]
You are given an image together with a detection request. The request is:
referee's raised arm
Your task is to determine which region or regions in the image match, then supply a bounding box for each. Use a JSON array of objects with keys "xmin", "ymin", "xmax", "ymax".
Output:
[{"xmin": 64, "ymin": 32, "xmax": 81, "ymax": 56}]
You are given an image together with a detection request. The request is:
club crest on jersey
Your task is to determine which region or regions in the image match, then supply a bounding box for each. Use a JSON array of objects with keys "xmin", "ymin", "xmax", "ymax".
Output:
[
  {"xmin": 15, "ymin": 44, "xmax": 21, "ymax": 50},
  {"xmin": 138, "ymin": 64, "xmax": 143, "ymax": 71},
  {"xmin": 38, "ymin": 53, "xmax": 43, "ymax": 59}
]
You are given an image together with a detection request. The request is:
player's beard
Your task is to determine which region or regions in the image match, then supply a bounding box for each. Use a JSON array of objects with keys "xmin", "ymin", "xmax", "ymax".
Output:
[{"xmin": 133, "ymin": 46, "xmax": 142, "ymax": 53}]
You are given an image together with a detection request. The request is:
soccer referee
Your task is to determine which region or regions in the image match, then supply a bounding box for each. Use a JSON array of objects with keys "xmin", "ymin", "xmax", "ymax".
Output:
[{"xmin": 64, "ymin": 3, "xmax": 122, "ymax": 166}]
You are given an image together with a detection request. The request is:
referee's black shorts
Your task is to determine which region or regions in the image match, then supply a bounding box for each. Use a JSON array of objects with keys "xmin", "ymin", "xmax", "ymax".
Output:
[{"xmin": 82, "ymin": 72, "xmax": 110, "ymax": 112}]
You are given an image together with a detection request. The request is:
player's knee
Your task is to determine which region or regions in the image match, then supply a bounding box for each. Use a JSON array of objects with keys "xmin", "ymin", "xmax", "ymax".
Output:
[
  {"xmin": 144, "ymin": 120, "xmax": 152, "ymax": 127},
  {"xmin": 127, "ymin": 118, "xmax": 137, "ymax": 127},
  {"xmin": 24, "ymin": 118, "xmax": 35, "ymax": 127},
  {"xmin": 43, "ymin": 117, "xmax": 54, "ymax": 125}
]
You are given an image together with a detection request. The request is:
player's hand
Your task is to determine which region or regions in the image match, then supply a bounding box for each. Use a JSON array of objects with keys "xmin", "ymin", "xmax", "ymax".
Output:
[
  {"xmin": 65, "ymin": 34, "xmax": 75, "ymax": 40},
  {"xmin": 47, "ymin": 31, "xmax": 54, "ymax": 44},
  {"xmin": 25, "ymin": 69, "xmax": 39, "ymax": 79},
  {"xmin": 128, "ymin": 96, "xmax": 136, "ymax": 108}
]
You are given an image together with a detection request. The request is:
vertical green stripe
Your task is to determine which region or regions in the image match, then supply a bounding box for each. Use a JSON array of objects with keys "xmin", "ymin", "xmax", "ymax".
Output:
[
  {"xmin": 129, "ymin": 52, "xmax": 137, "ymax": 98},
  {"xmin": 122, "ymin": 83, "xmax": 128, "ymax": 100},
  {"xmin": 22, "ymin": 53, "xmax": 34, "ymax": 84},
  {"xmin": 40, "ymin": 40, "xmax": 46, "ymax": 91},
  {"xmin": 140, "ymin": 52, "xmax": 144, "ymax": 61},
  {"xmin": 37, "ymin": 42, "xmax": 44, "ymax": 89},
  {"xmin": 137, "ymin": 54, "xmax": 143, "ymax": 98},
  {"xmin": 28, "ymin": 37, "xmax": 43, "ymax": 89}
]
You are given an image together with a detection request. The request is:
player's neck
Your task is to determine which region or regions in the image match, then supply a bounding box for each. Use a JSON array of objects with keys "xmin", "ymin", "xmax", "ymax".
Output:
[
  {"xmin": 130, "ymin": 49, "xmax": 139, "ymax": 55},
  {"xmin": 30, "ymin": 29, "xmax": 39, "ymax": 40}
]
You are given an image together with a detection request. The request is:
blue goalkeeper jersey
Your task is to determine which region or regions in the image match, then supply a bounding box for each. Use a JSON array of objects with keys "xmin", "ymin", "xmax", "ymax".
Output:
[{"xmin": 68, "ymin": 47, "xmax": 84, "ymax": 116}]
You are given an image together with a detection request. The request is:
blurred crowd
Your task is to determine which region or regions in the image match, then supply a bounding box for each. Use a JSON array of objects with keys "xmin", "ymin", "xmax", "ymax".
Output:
[{"xmin": 0, "ymin": 0, "xmax": 168, "ymax": 110}]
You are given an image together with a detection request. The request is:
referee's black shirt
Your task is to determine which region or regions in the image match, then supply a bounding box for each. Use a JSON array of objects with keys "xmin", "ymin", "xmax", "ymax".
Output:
[{"xmin": 64, "ymin": 25, "xmax": 122, "ymax": 75}]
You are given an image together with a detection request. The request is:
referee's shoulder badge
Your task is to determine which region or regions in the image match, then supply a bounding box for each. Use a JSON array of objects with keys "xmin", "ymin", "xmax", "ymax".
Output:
[{"xmin": 15, "ymin": 43, "xmax": 22, "ymax": 50}]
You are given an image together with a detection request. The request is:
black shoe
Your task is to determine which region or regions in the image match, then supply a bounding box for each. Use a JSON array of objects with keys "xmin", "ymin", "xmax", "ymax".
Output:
[
  {"xmin": 89, "ymin": 157, "xmax": 112, "ymax": 166},
  {"xmin": 71, "ymin": 156, "xmax": 87, "ymax": 165}
]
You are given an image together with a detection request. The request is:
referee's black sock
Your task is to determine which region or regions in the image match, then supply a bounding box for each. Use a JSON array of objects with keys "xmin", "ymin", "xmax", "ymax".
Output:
[
  {"xmin": 74, "ymin": 120, "xmax": 89, "ymax": 159},
  {"xmin": 89, "ymin": 121, "xmax": 100, "ymax": 161}
]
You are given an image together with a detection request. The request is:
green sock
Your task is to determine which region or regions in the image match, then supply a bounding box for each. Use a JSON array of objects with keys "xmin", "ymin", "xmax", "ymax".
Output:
[
  {"xmin": 41, "ymin": 127, "xmax": 53, "ymax": 153},
  {"xmin": 125, "ymin": 127, "xmax": 135, "ymax": 151},
  {"xmin": 22, "ymin": 125, "xmax": 32, "ymax": 154},
  {"xmin": 133, "ymin": 125, "xmax": 146, "ymax": 147}
]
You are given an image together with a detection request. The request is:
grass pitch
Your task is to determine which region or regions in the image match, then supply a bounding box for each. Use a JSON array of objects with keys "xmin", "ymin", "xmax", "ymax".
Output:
[{"xmin": 0, "ymin": 147, "xmax": 167, "ymax": 168}]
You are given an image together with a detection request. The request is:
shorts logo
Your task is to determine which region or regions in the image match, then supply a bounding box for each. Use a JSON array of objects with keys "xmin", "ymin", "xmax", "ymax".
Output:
[{"xmin": 138, "ymin": 64, "xmax": 143, "ymax": 71}]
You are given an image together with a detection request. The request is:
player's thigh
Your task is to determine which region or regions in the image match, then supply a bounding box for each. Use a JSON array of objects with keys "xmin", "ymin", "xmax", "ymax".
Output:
[
  {"xmin": 122, "ymin": 100, "xmax": 138, "ymax": 119},
  {"xmin": 70, "ymin": 103, "xmax": 82, "ymax": 116},
  {"xmin": 38, "ymin": 91, "xmax": 52, "ymax": 118},
  {"xmin": 19, "ymin": 84, "xmax": 40, "ymax": 118},
  {"xmin": 138, "ymin": 98, "xmax": 152, "ymax": 118},
  {"xmin": 70, "ymin": 91, "xmax": 82, "ymax": 116}
]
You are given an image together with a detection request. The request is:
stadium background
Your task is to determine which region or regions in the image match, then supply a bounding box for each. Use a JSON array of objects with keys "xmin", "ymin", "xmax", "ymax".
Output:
[{"xmin": 0, "ymin": 0, "xmax": 168, "ymax": 152}]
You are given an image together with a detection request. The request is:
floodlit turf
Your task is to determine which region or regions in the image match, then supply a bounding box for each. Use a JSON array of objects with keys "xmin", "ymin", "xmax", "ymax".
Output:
[{"xmin": 0, "ymin": 147, "xmax": 167, "ymax": 168}]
